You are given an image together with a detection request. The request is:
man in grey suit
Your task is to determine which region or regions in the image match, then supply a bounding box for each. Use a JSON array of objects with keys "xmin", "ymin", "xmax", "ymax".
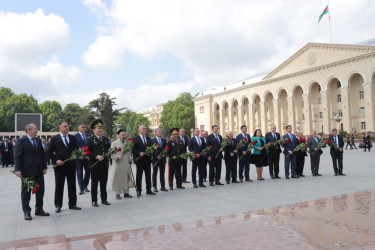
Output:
[{"xmin": 307, "ymin": 129, "xmax": 323, "ymax": 176}]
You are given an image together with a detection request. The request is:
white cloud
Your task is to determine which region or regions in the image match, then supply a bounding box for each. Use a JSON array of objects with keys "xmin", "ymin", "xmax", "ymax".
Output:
[
  {"xmin": 0, "ymin": 9, "xmax": 80, "ymax": 94},
  {"xmin": 152, "ymin": 72, "xmax": 169, "ymax": 84},
  {"xmin": 83, "ymin": 0, "xmax": 375, "ymax": 88}
]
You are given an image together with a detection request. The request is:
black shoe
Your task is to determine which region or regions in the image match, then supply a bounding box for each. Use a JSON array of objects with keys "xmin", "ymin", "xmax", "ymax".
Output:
[
  {"xmin": 203, "ymin": 179, "xmax": 207, "ymax": 182},
  {"xmin": 275, "ymin": 176, "xmax": 281, "ymax": 179},
  {"xmin": 285, "ymin": 177, "xmax": 290, "ymax": 179},
  {"xmin": 69, "ymin": 205, "xmax": 82, "ymax": 210},
  {"xmin": 160, "ymin": 187, "xmax": 168, "ymax": 192},
  {"xmin": 334, "ymin": 173, "xmax": 338, "ymax": 176},
  {"xmin": 124, "ymin": 193, "xmax": 133, "ymax": 198},
  {"xmin": 153, "ymin": 188, "xmax": 159, "ymax": 193},
  {"xmin": 116, "ymin": 194, "xmax": 122, "ymax": 200},
  {"xmin": 169, "ymin": 187, "xmax": 173, "ymax": 190},
  {"xmin": 84, "ymin": 188, "xmax": 90, "ymax": 192},
  {"xmin": 92, "ymin": 202, "xmax": 98, "ymax": 207},
  {"xmin": 24, "ymin": 213, "xmax": 32, "ymax": 221},
  {"xmin": 299, "ymin": 174, "xmax": 305, "ymax": 177},
  {"xmin": 271, "ymin": 176, "xmax": 275, "ymax": 179},
  {"xmin": 193, "ymin": 184, "xmax": 198, "ymax": 188},
  {"xmin": 79, "ymin": 190, "xmax": 84, "ymax": 195},
  {"xmin": 35, "ymin": 209, "xmax": 50, "ymax": 216},
  {"xmin": 316, "ymin": 173, "xmax": 322, "ymax": 176},
  {"xmin": 232, "ymin": 180, "xmax": 239, "ymax": 183},
  {"xmin": 312, "ymin": 174, "xmax": 317, "ymax": 176},
  {"xmin": 291, "ymin": 175, "xmax": 299, "ymax": 179},
  {"xmin": 177, "ymin": 186, "xmax": 185, "ymax": 189},
  {"xmin": 209, "ymin": 182, "xmax": 215, "ymax": 186},
  {"xmin": 215, "ymin": 182, "xmax": 224, "ymax": 185},
  {"xmin": 226, "ymin": 181, "xmax": 230, "ymax": 184},
  {"xmin": 146, "ymin": 190, "xmax": 156, "ymax": 195},
  {"xmin": 101, "ymin": 200, "xmax": 111, "ymax": 205},
  {"xmin": 338, "ymin": 173, "xmax": 346, "ymax": 176},
  {"xmin": 137, "ymin": 191, "xmax": 142, "ymax": 196},
  {"xmin": 55, "ymin": 207, "xmax": 61, "ymax": 213},
  {"xmin": 199, "ymin": 184, "xmax": 206, "ymax": 187},
  {"xmin": 183, "ymin": 180, "xmax": 190, "ymax": 183}
]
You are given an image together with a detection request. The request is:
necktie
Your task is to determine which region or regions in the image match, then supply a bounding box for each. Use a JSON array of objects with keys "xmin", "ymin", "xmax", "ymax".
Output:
[
  {"xmin": 196, "ymin": 137, "xmax": 201, "ymax": 147},
  {"xmin": 31, "ymin": 138, "xmax": 37, "ymax": 149},
  {"xmin": 273, "ymin": 133, "xmax": 276, "ymax": 141},
  {"xmin": 63, "ymin": 135, "xmax": 69, "ymax": 147},
  {"xmin": 143, "ymin": 136, "xmax": 146, "ymax": 145},
  {"xmin": 181, "ymin": 136, "xmax": 185, "ymax": 145},
  {"xmin": 290, "ymin": 134, "xmax": 293, "ymax": 142},
  {"xmin": 158, "ymin": 137, "xmax": 161, "ymax": 146},
  {"xmin": 335, "ymin": 136, "xmax": 337, "ymax": 144},
  {"xmin": 315, "ymin": 137, "xmax": 318, "ymax": 143},
  {"xmin": 5, "ymin": 143, "xmax": 7, "ymax": 150},
  {"xmin": 215, "ymin": 134, "xmax": 220, "ymax": 143},
  {"xmin": 82, "ymin": 133, "xmax": 86, "ymax": 142}
]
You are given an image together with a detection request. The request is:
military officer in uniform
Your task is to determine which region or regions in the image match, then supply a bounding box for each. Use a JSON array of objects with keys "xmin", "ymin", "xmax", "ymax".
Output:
[
  {"xmin": 85, "ymin": 119, "xmax": 111, "ymax": 207},
  {"xmin": 167, "ymin": 128, "xmax": 185, "ymax": 190}
]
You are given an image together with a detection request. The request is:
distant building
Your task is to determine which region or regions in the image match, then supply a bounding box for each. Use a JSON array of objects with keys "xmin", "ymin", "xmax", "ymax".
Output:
[
  {"xmin": 194, "ymin": 40, "xmax": 375, "ymax": 136},
  {"xmin": 138, "ymin": 103, "xmax": 164, "ymax": 133}
]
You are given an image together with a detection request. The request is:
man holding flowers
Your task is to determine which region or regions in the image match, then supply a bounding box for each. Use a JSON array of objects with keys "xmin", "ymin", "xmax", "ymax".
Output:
[
  {"xmin": 329, "ymin": 128, "xmax": 346, "ymax": 176},
  {"xmin": 151, "ymin": 128, "xmax": 168, "ymax": 192},
  {"xmin": 206, "ymin": 125, "xmax": 224, "ymax": 186},
  {"xmin": 282, "ymin": 125, "xmax": 299, "ymax": 179},
  {"xmin": 188, "ymin": 128, "xmax": 206, "ymax": 188},
  {"xmin": 307, "ymin": 129, "xmax": 323, "ymax": 176}
]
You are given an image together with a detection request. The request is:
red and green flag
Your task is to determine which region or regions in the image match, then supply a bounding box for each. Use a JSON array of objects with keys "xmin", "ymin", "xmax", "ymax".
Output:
[{"xmin": 318, "ymin": 5, "xmax": 329, "ymax": 23}]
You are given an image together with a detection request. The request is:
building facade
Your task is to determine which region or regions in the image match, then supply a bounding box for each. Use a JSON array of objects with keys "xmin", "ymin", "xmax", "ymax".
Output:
[
  {"xmin": 138, "ymin": 103, "xmax": 164, "ymax": 133},
  {"xmin": 194, "ymin": 42, "xmax": 375, "ymax": 136}
]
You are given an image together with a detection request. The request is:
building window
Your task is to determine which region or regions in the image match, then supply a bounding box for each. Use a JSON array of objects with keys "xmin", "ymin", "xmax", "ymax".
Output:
[
  {"xmin": 243, "ymin": 121, "xmax": 246, "ymax": 125},
  {"xmin": 301, "ymin": 100, "xmax": 304, "ymax": 107},
  {"xmin": 337, "ymin": 95, "xmax": 341, "ymax": 103},
  {"xmin": 234, "ymin": 112, "xmax": 236, "ymax": 117},
  {"xmin": 234, "ymin": 122, "xmax": 237, "ymax": 127},
  {"xmin": 217, "ymin": 114, "xmax": 220, "ymax": 120},
  {"xmin": 319, "ymin": 112, "xmax": 323, "ymax": 119},
  {"xmin": 358, "ymin": 77, "xmax": 364, "ymax": 86},
  {"xmin": 200, "ymin": 106, "xmax": 204, "ymax": 113},
  {"xmin": 361, "ymin": 122, "xmax": 366, "ymax": 130},
  {"xmin": 338, "ymin": 110, "xmax": 343, "ymax": 117},
  {"xmin": 302, "ymin": 114, "xmax": 305, "ymax": 120},
  {"xmin": 359, "ymin": 91, "xmax": 364, "ymax": 99},
  {"xmin": 337, "ymin": 81, "xmax": 341, "ymax": 88},
  {"xmin": 225, "ymin": 113, "xmax": 227, "ymax": 118},
  {"xmin": 318, "ymin": 86, "xmax": 321, "ymax": 92},
  {"xmin": 360, "ymin": 107, "xmax": 365, "ymax": 116},
  {"xmin": 318, "ymin": 98, "xmax": 322, "ymax": 104}
]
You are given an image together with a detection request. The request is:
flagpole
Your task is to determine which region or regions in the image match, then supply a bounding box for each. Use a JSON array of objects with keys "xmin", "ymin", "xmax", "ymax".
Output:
[{"xmin": 328, "ymin": 2, "xmax": 332, "ymax": 43}]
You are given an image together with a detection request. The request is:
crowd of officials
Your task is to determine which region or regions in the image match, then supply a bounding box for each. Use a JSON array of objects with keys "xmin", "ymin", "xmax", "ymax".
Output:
[{"xmin": 9, "ymin": 120, "xmax": 373, "ymax": 221}]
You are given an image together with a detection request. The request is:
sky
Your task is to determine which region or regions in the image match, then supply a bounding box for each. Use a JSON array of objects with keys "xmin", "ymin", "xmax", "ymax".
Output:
[{"xmin": 0, "ymin": 0, "xmax": 374, "ymax": 111}]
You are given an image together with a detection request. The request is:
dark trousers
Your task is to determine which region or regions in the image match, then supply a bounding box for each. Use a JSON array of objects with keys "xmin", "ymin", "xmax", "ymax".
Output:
[
  {"xmin": 202, "ymin": 158, "xmax": 208, "ymax": 180},
  {"xmin": 76, "ymin": 159, "xmax": 90, "ymax": 191},
  {"xmin": 2, "ymin": 152, "xmax": 11, "ymax": 166},
  {"xmin": 152, "ymin": 162, "xmax": 166, "ymax": 188},
  {"xmin": 295, "ymin": 153, "xmax": 305, "ymax": 176},
  {"xmin": 225, "ymin": 157, "xmax": 237, "ymax": 182},
  {"xmin": 209, "ymin": 157, "xmax": 222, "ymax": 183},
  {"xmin": 192, "ymin": 158, "xmax": 203, "ymax": 185},
  {"xmin": 181, "ymin": 159, "xmax": 187, "ymax": 181},
  {"xmin": 284, "ymin": 153, "xmax": 297, "ymax": 178},
  {"xmin": 238, "ymin": 154, "xmax": 250, "ymax": 180},
  {"xmin": 331, "ymin": 153, "xmax": 343, "ymax": 174},
  {"xmin": 352, "ymin": 142, "xmax": 358, "ymax": 149},
  {"xmin": 310, "ymin": 153, "xmax": 320, "ymax": 175},
  {"xmin": 91, "ymin": 166, "xmax": 108, "ymax": 202},
  {"xmin": 136, "ymin": 162, "xmax": 152, "ymax": 193},
  {"xmin": 169, "ymin": 158, "xmax": 182, "ymax": 187},
  {"xmin": 268, "ymin": 152, "xmax": 280, "ymax": 177},
  {"xmin": 54, "ymin": 166, "xmax": 77, "ymax": 208},
  {"xmin": 345, "ymin": 142, "xmax": 353, "ymax": 150},
  {"xmin": 364, "ymin": 142, "xmax": 371, "ymax": 151},
  {"xmin": 21, "ymin": 173, "xmax": 45, "ymax": 213}
]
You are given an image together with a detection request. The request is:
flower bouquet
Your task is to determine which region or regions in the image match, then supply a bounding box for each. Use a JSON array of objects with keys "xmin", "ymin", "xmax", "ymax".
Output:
[
  {"xmin": 324, "ymin": 139, "xmax": 339, "ymax": 151},
  {"xmin": 275, "ymin": 137, "xmax": 291, "ymax": 146},
  {"xmin": 179, "ymin": 151, "xmax": 198, "ymax": 161},
  {"xmin": 11, "ymin": 170, "xmax": 40, "ymax": 194},
  {"xmin": 123, "ymin": 138, "xmax": 136, "ymax": 155},
  {"xmin": 263, "ymin": 142, "xmax": 274, "ymax": 150},
  {"xmin": 215, "ymin": 137, "xmax": 231, "ymax": 159},
  {"xmin": 286, "ymin": 142, "xmax": 308, "ymax": 158},
  {"xmin": 53, "ymin": 147, "xmax": 91, "ymax": 168},
  {"xmin": 91, "ymin": 147, "xmax": 120, "ymax": 169},
  {"xmin": 239, "ymin": 140, "xmax": 257, "ymax": 160},
  {"xmin": 235, "ymin": 138, "xmax": 248, "ymax": 151},
  {"xmin": 200, "ymin": 145, "xmax": 213, "ymax": 157},
  {"xmin": 153, "ymin": 145, "xmax": 169, "ymax": 167},
  {"xmin": 134, "ymin": 144, "xmax": 159, "ymax": 162},
  {"xmin": 311, "ymin": 139, "xmax": 327, "ymax": 155}
]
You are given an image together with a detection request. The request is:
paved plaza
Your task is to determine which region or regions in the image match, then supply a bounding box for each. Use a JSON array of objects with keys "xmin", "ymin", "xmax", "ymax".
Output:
[{"xmin": 0, "ymin": 148, "xmax": 374, "ymax": 249}]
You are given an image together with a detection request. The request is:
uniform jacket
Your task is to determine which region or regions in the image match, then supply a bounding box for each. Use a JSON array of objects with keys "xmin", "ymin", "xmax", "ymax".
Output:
[{"xmin": 85, "ymin": 135, "xmax": 110, "ymax": 168}]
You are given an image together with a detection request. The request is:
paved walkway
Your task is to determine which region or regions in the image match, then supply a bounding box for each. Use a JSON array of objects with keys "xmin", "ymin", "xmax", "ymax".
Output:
[{"xmin": 0, "ymin": 148, "xmax": 374, "ymax": 249}]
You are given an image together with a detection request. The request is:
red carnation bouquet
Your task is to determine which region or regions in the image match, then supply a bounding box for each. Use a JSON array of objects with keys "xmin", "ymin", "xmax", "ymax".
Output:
[
  {"xmin": 239, "ymin": 140, "xmax": 257, "ymax": 160},
  {"xmin": 134, "ymin": 144, "xmax": 159, "ymax": 162},
  {"xmin": 11, "ymin": 170, "xmax": 40, "ymax": 194},
  {"xmin": 53, "ymin": 147, "xmax": 91, "ymax": 168},
  {"xmin": 91, "ymin": 147, "xmax": 120, "ymax": 169},
  {"xmin": 123, "ymin": 138, "xmax": 136, "ymax": 155},
  {"xmin": 275, "ymin": 137, "xmax": 291, "ymax": 146},
  {"xmin": 179, "ymin": 151, "xmax": 198, "ymax": 161},
  {"xmin": 286, "ymin": 141, "xmax": 308, "ymax": 158},
  {"xmin": 263, "ymin": 142, "xmax": 274, "ymax": 150},
  {"xmin": 215, "ymin": 137, "xmax": 231, "ymax": 159},
  {"xmin": 153, "ymin": 144, "xmax": 169, "ymax": 167},
  {"xmin": 235, "ymin": 138, "xmax": 248, "ymax": 151},
  {"xmin": 311, "ymin": 139, "xmax": 327, "ymax": 155},
  {"xmin": 324, "ymin": 138, "xmax": 339, "ymax": 151},
  {"xmin": 200, "ymin": 145, "xmax": 213, "ymax": 157}
]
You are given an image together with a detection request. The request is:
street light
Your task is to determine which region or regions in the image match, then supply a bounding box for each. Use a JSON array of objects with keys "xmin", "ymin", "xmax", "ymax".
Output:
[{"xmin": 334, "ymin": 115, "xmax": 341, "ymax": 131}]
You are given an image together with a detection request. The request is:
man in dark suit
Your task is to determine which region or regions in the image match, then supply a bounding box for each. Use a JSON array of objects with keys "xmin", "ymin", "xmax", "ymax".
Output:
[
  {"xmin": 265, "ymin": 124, "xmax": 282, "ymax": 179},
  {"xmin": 307, "ymin": 129, "xmax": 323, "ymax": 176},
  {"xmin": 350, "ymin": 135, "xmax": 358, "ymax": 149},
  {"xmin": 85, "ymin": 119, "xmax": 111, "ymax": 207},
  {"xmin": 224, "ymin": 131, "xmax": 239, "ymax": 184},
  {"xmin": 188, "ymin": 128, "xmax": 206, "ymax": 188},
  {"xmin": 48, "ymin": 122, "xmax": 81, "ymax": 213},
  {"xmin": 206, "ymin": 125, "xmax": 224, "ymax": 186},
  {"xmin": 282, "ymin": 125, "xmax": 299, "ymax": 179},
  {"xmin": 11, "ymin": 138, "xmax": 16, "ymax": 167},
  {"xmin": 200, "ymin": 130, "xmax": 209, "ymax": 182},
  {"xmin": 329, "ymin": 128, "xmax": 345, "ymax": 176},
  {"xmin": 14, "ymin": 123, "xmax": 49, "ymax": 220},
  {"xmin": 1, "ymin": 138, "xmax": 12, "ymax": 168},
  {"xmin": 75, "ymin": 123, "xmax": 91, "ymax": 195},
  {"xmin": 295, "ymin": 131, "xmax": 307, "ymax": 177},
  {"xmin": 363, "ymin": 132, "xmax": 371, "ymax": 152},
  {"xmin": 132, "ymin": 125, "xmax": 155, "ymax": 196},
  {"xmin": 236, "ymin": 125, "xmax": 252, "ymax": 182},
  {"xmin": 179, "ymin": 128, "xmax": 190, "ymax": 183},
  {"xmin": 151, "ymin": 128, "xmax": 168, "ymax": 192}
]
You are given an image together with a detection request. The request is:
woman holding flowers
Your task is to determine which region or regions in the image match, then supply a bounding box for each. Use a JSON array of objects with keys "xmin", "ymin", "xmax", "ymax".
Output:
[
  {"xmin": 111, "ymin": 129, "xmax": 134, "ymax": 200},
  {"xmin": 250, "ymin": 129, "xmax": 268, "ymax": 181}
]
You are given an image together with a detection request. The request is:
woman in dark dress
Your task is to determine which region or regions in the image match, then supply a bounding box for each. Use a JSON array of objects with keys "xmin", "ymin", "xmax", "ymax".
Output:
[{"xmin": 250, "ymin": 129, "xmax": 268, "ymax": 180}]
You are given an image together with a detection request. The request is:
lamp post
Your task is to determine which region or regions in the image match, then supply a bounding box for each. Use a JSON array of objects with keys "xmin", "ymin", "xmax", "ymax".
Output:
[{"xmin": 334, "ymin": 115, "xmax": 341, "ymax": 131}]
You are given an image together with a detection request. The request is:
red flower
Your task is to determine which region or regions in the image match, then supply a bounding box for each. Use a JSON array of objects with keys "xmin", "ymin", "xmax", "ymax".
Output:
[
  {"xmin": 299, "ymin": 138, "xmax": 306, "ymax": 143},
  {"xmin": 117, "ymin": 147, "xmax": 121, "ymax": 152},
  {"xmin": 156, "ymin": 143, "xmax": 161, "ymax": 149},
  {"xmin": 226, "ymin": 135, "xmax": 230, "ymax": 138},
  {"xmin": 128, "ymin": 138, "xmax": 136, "ymax": 143},
  {"xmin": 209, "ymin": 145, "xmax": 213, "ymax": 149},
  {"xmin": 32, "ymin": 189, "xmax": 37, "ymax": 194},
  {"xmin": 326, "ymin": 139, "xmax": 332, "ymax": 145},
  {"xmin": 270, "ymin": 142, "xmax": 273, "ymax": 146},
  {"xmin": 82, "ymin": 147, "xmax": 89, "ymax": 151},
  {"xmin": 304, "ymin": 143, "xmax": 308, "ymax": 147},
  {"xmin": 36, "ymin": 185, "xmax": 40, "ymax": 189},
  {"xmin": 252, "ymin": 140, "xmax": 258, "ymax": 144},
  {"xmin": 244, "ymin": 137, "xmax": 248, "ymax": 142},
  {"xmin": 194, "ymin": 151, "xmax": 198, "ymax": 159},
  {"xmin": 166, "ymin": 145, "xmax": 170, "ymax": 151},
  {"xmin": 84, "ymin": 151, "xmax": 91, "ymax": 156},
  {"xmin": 286, "ymin": 138, "xmax": 291, "ymax": 144}
]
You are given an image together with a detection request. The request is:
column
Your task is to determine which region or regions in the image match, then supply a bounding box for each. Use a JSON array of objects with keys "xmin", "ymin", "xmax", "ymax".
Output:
[
  {"xmin": 228, "ymin": 107, "xmax": 234, "ymax": 132},
  {"xmin": 287, "ymin": 97, "xmax": 296, "ymax": 132},
  {"xmin": 248, "ymin": 103, "xmax": 254, "ymax": 133},
  {"xmin": 364, "ymin": 83, "xmax": 375, "ymax": 131},
  {"xmin": 320, "ymin": 91, "xmax": 331, "ymax": 134},
  {"xmin": 273, "ymin": 99, "xmax": 281, "ymax": 131},
  {"xmin": 238, "ymin": 104, "xmax": 243, "ymax": 134},
  {"xmin": 260, "ymin": 101, "xmax": 266, "ymax": 132},
  {"xmin": 302, "ymin": 94, "xmax": 312, "ymax": 134},
  {"xmin": 340, "ymin": 87, "xmax": 351, "ymax": 132},
  {"xmin": 220, "ymin": 109, "xmax": 225, "ymax": 135}
]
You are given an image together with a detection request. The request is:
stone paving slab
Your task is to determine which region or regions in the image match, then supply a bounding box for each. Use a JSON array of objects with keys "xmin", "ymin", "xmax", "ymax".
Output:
[{"xmin": 0, "ymin": 149, "xmax": 374, "ymax": 245}]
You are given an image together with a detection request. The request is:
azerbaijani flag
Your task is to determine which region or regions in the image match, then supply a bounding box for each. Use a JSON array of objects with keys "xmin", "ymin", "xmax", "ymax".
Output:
[{"xmin": 318, "ymin": 5, "xmax": 329, "ymax": 23}]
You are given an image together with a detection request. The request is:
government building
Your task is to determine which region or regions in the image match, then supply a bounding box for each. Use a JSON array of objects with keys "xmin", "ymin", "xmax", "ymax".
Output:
[{"xmin": 194, "ymin": 39, "xmax": 375, "ymax": 136}]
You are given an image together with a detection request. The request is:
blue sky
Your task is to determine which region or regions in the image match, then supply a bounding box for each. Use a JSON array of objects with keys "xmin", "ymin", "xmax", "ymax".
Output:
[{"xmin": 1, "ymin": 0, "xmax": 374, "ymax": 111}]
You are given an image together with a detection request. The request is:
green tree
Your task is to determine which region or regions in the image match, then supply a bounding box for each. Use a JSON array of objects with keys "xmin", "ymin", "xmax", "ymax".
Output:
[
  {"xmin": 160, "ymin": 92, "xmax": 195, "ymax": 138},
  {"xmin": 88, "ymin": 93, "xmax": 124, "ymax": 137},
  {"xmin": 116, "ymin": 110, "xmax": 151, "ymax": 137},
  {"xmin": 61, "ymin": 103, "xmax": 95, "ymax": 132},
  {"xmin": 39, "ymin": 100, "xmax": 62, "ymax": 132}
]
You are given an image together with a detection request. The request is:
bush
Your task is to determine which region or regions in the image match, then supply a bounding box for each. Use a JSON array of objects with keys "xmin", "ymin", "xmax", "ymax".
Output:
[{"xmin": 339, "ymin": 130, "xmax": 347, "ymax": 137}]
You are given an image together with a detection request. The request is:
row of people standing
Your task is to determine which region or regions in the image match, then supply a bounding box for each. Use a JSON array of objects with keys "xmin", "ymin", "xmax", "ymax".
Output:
[{"xmin": 0, "ymin": 138, "xmax": 16, "ymax": 167}]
